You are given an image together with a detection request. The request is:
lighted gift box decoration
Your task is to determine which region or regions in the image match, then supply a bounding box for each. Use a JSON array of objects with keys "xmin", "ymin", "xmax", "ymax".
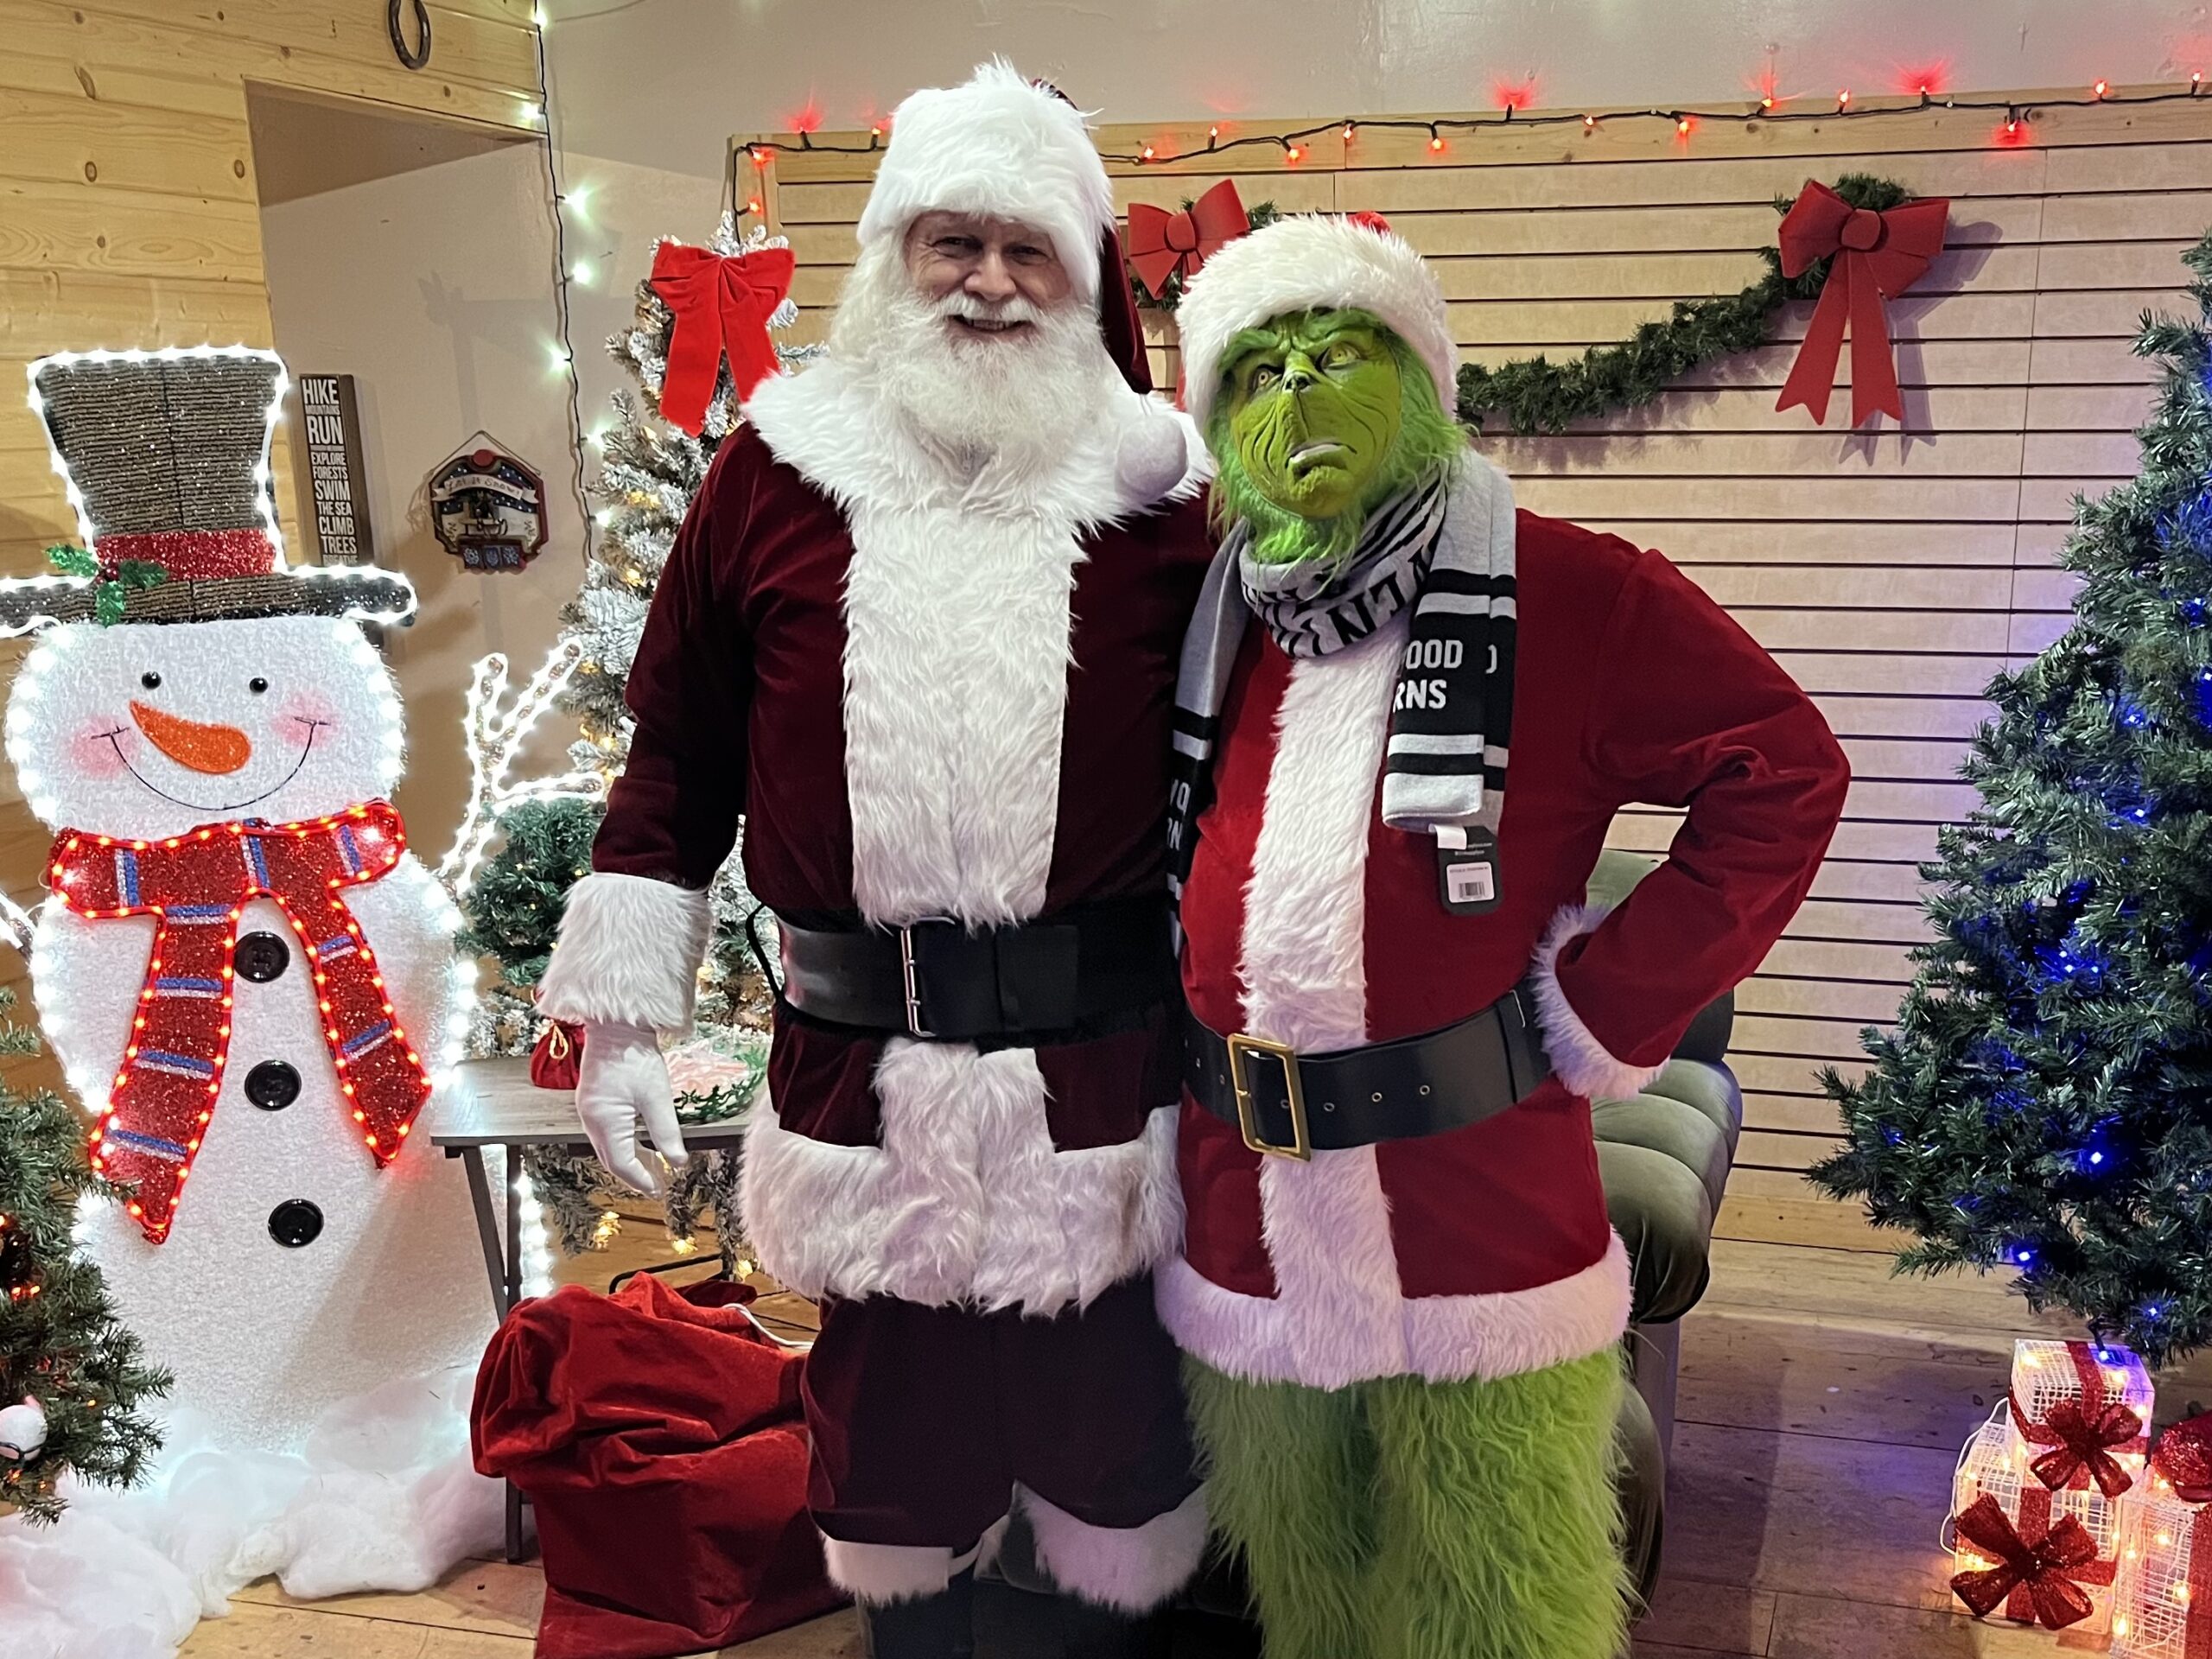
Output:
[
  {"xmin": 1948, "ymin": 1340, "xmax": 2153, "ymax": 1637},
  {"xmin": 2113, "ymin": 1412, "xmax": 2212, "ymax": 1657}
]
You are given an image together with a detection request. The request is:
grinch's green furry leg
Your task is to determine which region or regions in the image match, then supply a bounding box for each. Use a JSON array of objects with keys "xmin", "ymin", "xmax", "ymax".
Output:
[
  {"xmin": 1366, "ymin": 1350, "xmax": 1630, "ymax": 1659},
  {"xmin": 1182, "ymin": 1357, "xmax": 1376, "ymax": 1659}
]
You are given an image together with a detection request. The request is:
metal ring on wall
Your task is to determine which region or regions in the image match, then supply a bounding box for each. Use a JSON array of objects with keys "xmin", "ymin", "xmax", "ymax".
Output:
[{"xmin": 389, "ymin": 0, "xmax": 432, "ymax": 70}]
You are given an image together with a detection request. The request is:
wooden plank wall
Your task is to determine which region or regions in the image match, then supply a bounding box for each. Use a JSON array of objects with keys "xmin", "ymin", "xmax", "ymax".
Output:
[
  {"xmin": 0, "ymin": 1, "xmax": 544, "ymax": 1025},
  {"xmin": 751, "ymin": 86, "xmax": 2212, "ymax": 1247}
]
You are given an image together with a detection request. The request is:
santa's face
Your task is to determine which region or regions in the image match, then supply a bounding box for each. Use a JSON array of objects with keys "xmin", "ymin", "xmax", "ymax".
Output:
[
  {"xmin": 903, "ymin": 211, "xmax": 1076, "ymax": 340},
  {"xmin": 5, "ymin": 616, "xmax": 404, "ymax": 838}
]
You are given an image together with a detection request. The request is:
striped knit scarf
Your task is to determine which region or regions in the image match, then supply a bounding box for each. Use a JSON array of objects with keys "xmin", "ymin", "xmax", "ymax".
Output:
[
  {"xmin": 45, "ymin": 802, "xmax": 431, "ymax": 1243},
  {"xmin": 1169, "ymin": 453, "xmax": 1518, "ymax": 896}
]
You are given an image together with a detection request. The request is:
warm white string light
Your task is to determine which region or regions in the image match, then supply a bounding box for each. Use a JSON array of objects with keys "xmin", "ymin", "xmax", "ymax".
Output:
[{"xmin": 437, "ymin": 638, "xmax": 601, "ymax": 902}]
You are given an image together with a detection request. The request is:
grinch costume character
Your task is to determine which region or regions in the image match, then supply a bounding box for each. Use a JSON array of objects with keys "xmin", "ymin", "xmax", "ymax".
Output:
[
  {"xmin": 1159, "ymin": 214, "xmax": 1851, "ymax": 1657},
  {"xmin": 537, "ymin": 64, "xmax": 1210, "ymax": 1659}
]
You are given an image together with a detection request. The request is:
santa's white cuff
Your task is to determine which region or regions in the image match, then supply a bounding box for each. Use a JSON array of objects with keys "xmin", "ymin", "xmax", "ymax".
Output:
[
  {"xmin": 1527, "ymin": 902, "xmax": 1668, "ymax": 1103},
  {"xmin": 536, "ymin": 871, "xmax": 711, "ymax": 1033}
]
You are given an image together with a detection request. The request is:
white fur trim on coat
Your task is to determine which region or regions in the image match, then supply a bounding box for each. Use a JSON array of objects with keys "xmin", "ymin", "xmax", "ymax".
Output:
[
  {"xmin": 535, "ymin": 871, "xmax": 711, "ymax": 1033},
  {"xmin": 740, "ymin": 1056, "xmax": 1183, "ymax": 1315},
  {"xmin": 1528, "ymin": 902, "xmax": 1669, "ymax": 1103},
  {"xmin": 1023, "ymin": 1484, "xmax": 1209, "ymax": 1613},
  {"xmin": 856, "ymin": 60, "xmax": 1115, "ymax": 305},
  {"xmin": 822, "ymin": 1537, "xmax": 960, "ymax": 1605},
  {"xmin": 745, "ymin": 355, "xmax": 1198, "ymax": 529},
  {"xmin": 1176, "ymin": 214, "xmax": 1459, "ymax": 436},
  {"xmin": 1158, "ymin": 1233, "xmax": 1633, "ymax": 1389}
]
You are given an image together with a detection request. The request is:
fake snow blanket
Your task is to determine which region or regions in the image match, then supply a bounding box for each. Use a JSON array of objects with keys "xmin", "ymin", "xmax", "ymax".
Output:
[{"xmin": 0, "ymin": 1365, "xmax": 500, "ymax": 1659}]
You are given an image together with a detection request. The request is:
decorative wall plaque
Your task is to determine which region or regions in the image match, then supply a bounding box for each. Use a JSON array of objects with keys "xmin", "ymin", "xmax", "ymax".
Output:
[
  {"xmin": 299, "ymin": 373, "xmax": 373, "ymax": 566},
  {"xmin": 428, "ymin": 440, "xmax": 548, "ymax": 574}
]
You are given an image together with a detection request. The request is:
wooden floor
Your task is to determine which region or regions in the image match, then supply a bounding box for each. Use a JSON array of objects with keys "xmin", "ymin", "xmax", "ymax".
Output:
[{"xmin": 176, "ymin": 1217, "xmax": 2212, "ymax": 1659}]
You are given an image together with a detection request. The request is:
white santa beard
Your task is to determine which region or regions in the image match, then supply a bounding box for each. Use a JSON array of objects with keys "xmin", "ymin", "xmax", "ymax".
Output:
[{"xmin": 831, "ymin": 251, "xmax": 1119, "ymax": 477}]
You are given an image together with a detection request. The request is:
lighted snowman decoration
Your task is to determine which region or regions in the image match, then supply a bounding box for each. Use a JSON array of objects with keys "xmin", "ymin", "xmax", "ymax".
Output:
[
  {"xmin": 0, "ymin": 347, "xmax": 495, "ymax": 1457},
  {"xmin": 0, "ymin": 1396, "xmax": 45, "ymax": 1463}
]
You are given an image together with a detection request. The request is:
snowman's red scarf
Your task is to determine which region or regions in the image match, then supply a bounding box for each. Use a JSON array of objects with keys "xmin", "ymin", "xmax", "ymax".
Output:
[{"xmin": 45, "ymin": 802, "xmax": 431, "ymax": 1243}]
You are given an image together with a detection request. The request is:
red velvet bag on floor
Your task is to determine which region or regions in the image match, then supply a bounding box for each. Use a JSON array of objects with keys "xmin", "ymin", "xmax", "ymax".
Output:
[{"xmin": 471, "ymin": 1271, "xmax": 845, "ymax": 1658}]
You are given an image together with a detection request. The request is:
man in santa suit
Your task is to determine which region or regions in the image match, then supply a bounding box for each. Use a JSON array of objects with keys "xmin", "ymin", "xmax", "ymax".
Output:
[
  {"xmin": 1157, "ymin": 213, "xmax": 1852, "ymax": 1656},
  {"xmin": 536, "ymin": 63, "xmax": 1210, "ymax": 1659}
]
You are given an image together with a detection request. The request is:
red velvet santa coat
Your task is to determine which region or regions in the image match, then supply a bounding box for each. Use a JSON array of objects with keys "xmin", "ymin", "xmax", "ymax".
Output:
[
  {"xmin": 588, "ymin": 360, "xmax": 1212, "ymax": 1316},
  {"xmin": 1159, "ymin": 493, "xmax": 1850, "ymax": 1390}
]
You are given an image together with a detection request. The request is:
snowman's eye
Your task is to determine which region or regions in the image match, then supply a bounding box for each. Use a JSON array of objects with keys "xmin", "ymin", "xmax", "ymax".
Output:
[
  {"xmin": 248, "ymin": 677, "xmax": 269, "ymax": 694},
  {"xmin": 139, "ymin": 671, "xmax": 161, "ymax": 690}
]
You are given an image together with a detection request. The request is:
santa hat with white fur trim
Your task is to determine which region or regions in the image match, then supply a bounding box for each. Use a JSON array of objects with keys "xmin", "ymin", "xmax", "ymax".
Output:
[
  {"xmin": 1175, "ymin": 213, "xmax": 1459, "ymax": 434},
  {"xmin": 858, "ymin": 60, "xmax": 1116, "ymax": 310}
]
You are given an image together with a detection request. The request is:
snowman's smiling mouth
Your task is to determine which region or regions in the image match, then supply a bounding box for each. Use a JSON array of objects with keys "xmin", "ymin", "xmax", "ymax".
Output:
[{"xmin": 99, "ymin": 718, "xmax": 327, "ymax": 815}]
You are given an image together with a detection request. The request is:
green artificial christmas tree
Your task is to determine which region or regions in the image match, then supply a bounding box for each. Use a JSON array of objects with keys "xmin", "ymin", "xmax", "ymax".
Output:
[
  {"xmin": 461, "ymin": 214, "xmax": 813, "ymax": 1268},
  {"xmin": 0, "ymin": 983, "xmax": 168, "ymax": 1523},
  {"xmin": 1813, "ymin": 228, "xmax": 2212, "ymax": 1365}
]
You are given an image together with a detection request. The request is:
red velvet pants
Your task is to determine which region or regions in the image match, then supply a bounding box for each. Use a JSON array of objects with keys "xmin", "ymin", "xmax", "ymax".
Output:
[{"xmin": 803, "ymin": 1273, "xmax": 1199, "ymax": 1547}]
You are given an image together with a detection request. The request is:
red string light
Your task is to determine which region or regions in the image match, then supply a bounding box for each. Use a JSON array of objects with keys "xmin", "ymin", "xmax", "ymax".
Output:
[
  {"xmin": 1342, "ymin": 122, "xmax": 1356, "ymax": 141},
  {"xmin": 1493, "ymin": 75, "xmax": 1538, "ymax": 113},
  {"xmin": 1582, "ymin": 113, "xmax": 1597, "ymax": 130},
  {"xmin": 1429, "ymin": 131, "xmax": 1446, "ymax": 152},
  {"xmin": 1141, "ymin": 143, "xmax": 1156, "ymax": 161},
  {"xmin": 2093, "ymin": 79, "xmax": 2110, "ymax": 99},
  {"xmin": 1837, "ymin": 89, "xmax": 1853, "ymax": 110},
  {"xmin": 1285, "ymin": 143, "xmax": 1303, "ymax": 163}
]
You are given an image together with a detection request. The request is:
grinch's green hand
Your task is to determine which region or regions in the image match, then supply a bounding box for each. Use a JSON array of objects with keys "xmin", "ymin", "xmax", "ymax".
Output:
[{"xmin": 1224, "ymin": 313, "xmax": 1404, "ymax": 524}]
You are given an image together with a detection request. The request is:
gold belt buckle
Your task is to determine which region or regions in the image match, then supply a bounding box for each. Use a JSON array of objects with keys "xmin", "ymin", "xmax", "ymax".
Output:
[{"xmin": 1226, "ymin": 1032, "xmax": 1312, "ymax": 1161}]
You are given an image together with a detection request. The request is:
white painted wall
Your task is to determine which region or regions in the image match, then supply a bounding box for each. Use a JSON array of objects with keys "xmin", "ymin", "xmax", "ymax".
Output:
[
  {"xmin": 544, "ymin": 0, "xmax": 2208, "ymax": 171},
  {"xmin": 542, "ymin": 0, "xmax": 2209, "ymax": 465},
  {"xmin": 251, "ymin": 96, "xmax": 584, "ymax": 851}
]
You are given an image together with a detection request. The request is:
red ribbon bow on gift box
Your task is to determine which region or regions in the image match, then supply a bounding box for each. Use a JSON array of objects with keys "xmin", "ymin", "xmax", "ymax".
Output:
[
  {"xmin": 1950, "ymin": 1493, "xmax": 2110, "ymax": 1630},
  {"xmin": 2007, "ymin": 1389, "xmax": 2145, "ymax": 1498},
  {"xmin": 648, "ymin": 241, "xmax": 797, "ymax": 435},
  {"xmin": 2153, "ymin": 1412, "xmax": 2212, "ymax": 1504},
  {"xmin": 1773, "ymin": 179, "xmax": 1950, "ymax": 428},
  {"xmin": 1127, "ymin": 180, "xmax": 1249, "ymax": 296}
]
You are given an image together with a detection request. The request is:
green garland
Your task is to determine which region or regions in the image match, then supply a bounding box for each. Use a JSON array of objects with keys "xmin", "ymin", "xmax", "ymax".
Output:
[{"xmin": 1453, "ymin": 174, "xmax": 1910, "ymax": 435}]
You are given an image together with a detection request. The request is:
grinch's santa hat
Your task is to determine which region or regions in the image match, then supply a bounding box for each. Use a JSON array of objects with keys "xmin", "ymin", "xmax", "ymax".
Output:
[
  {"xmin": 1175, "ymin": 213, "xmax": 1459, "ymax": 434},
  {"xmin": 855, "ymin": 60, "xmax": 1154, "ymax": 392},
  {"xmin": 1, "ymin": 346, "xmax": 415, "ymax": 636}
]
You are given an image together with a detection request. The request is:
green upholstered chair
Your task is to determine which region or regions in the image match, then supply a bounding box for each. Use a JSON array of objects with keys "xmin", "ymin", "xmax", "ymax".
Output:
[{"xmin": 1586, "ymin": 847, "xmax": 1744, "ymax": 1609}]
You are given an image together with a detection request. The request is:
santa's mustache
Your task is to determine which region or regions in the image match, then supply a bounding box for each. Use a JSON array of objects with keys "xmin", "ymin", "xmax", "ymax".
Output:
[{"xmin": 937, "ymin": 293, "xmax": 1047, "ymax": 331}]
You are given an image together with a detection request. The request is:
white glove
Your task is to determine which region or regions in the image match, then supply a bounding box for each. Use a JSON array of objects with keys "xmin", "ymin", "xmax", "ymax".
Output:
[{"xmin": 575, "ymin": 1020, "xmax": 690, "ymax": 1196}]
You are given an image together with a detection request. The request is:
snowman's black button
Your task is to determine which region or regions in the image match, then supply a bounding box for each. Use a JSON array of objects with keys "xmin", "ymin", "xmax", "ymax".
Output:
[
  {"xmin": 245, "ymin": 1060, "xmax": 300, "ymax": 1111},
  {"xmin": 236, "ymin": 932, "xmax": 289, "ymax": 983},
  {"xmin": 267, "ymin": 1199, "xmax": 323, "ymax": 1248}
]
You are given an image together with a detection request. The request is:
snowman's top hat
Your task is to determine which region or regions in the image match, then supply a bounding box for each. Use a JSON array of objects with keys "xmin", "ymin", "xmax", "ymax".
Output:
[{"xmin": 0, "ymin": 346, "xmax": 416, "ymax": 637}]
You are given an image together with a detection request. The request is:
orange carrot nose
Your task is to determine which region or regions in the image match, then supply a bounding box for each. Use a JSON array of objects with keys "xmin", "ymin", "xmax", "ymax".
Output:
[{"xmin": 129, "ymin": 701, "xmax": 252, "ymax": 775}]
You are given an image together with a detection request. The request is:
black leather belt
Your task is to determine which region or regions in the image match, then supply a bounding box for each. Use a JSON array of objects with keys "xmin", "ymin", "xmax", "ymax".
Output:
[
  {"xmin": 773, "ymin": 896, "xmax": 1179, "ymax": 1043},
  {"xmin": 1185, "ymin": 987, "xmax": 1552, "ymax": 1160}
]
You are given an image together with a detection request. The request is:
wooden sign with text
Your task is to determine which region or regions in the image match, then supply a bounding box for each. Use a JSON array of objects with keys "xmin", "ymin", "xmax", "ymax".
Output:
[{"xmin": 300, "ymin": 373, "xmax": 374, "ymax": 565}]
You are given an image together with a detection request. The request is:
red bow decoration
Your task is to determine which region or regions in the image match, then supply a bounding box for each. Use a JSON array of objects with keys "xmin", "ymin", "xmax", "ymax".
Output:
[
  {"xmin": 649, "ymin": 241, "xmax": 796, "ymax": 435},
  {"xmin": 1127, "ymin": 180, "xmax": 1249, "ymax": 296},
  {"xmin": 1949, "ymin": 1493, "xmax": 2110, "ymax": 1630},
  {"xmin": 2007, "ymin": 1389, "xmax": 2145, "ymax": 1498},
  {"xmin": 46, "ymin": 804, "xmax": 429, "ymax": 1243},
  {"xmin": 1774, "ymin": 180, "xmax": 1950, "ymax": 427},
  {"xmin": 2154, "ymin": 1412, "xmax": 2212, "ymax": 1504}
]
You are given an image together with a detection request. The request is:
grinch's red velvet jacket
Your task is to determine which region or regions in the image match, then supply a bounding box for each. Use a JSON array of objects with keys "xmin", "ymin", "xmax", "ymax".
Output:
[
  {"xmin": 1159, "ymin": 493, "xmax": 1850, "ymax": 1390},
  {"xmin": 555, "ymin": 361, "xmax": 1211, "ymax": 1316}
]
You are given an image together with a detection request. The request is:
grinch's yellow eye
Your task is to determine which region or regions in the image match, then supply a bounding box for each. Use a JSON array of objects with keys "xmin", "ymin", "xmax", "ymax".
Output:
[
  {"xmin": 1249, "ymin": 362, "xmax": 1282, "ymax": 394},
  {"xmin": 1321, "ymin": 340, "xmax": 1364, "ymax": 369}
]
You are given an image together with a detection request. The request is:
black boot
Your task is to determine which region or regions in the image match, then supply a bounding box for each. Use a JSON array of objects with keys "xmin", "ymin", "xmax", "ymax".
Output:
[
  {"xmin": 1048, "ymin": 1596, "xmax": 1173, "ymax": 1659},
  {"xmin": 860, "ymin": 1568, "xmax": 977, "ymax": 1659}
]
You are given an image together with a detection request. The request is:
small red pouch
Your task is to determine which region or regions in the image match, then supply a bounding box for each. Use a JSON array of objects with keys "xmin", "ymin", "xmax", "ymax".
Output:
[{"xmin": 530, "ymin": 1019, "xmax": 586, "ymax": 1090}]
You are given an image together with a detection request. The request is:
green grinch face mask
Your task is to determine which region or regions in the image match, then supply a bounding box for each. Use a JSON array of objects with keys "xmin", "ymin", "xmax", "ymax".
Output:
[
  {"xmin": 1206, "ymin": 308, "xmax": 1468, "ymax": 568},
  {"xmin": 1222, "ymin": 313, "xmax": 1403, "ymax": 521}
]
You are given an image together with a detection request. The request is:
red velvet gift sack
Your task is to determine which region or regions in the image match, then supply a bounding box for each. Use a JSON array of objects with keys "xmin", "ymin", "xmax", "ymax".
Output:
[{"xmin": 472, "ymin": 1272, "xmax": 845, "ymax": 1657}]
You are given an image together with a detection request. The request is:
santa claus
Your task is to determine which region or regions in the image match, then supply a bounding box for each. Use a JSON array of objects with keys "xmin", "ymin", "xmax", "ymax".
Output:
[
  {"xmin": 537, "ymin": 63, "xmax": 1210, "ymax": 1658},
  {"xmin": 1158, "ymin": 213, "xmax": 1852, "ymax": 1656}
]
